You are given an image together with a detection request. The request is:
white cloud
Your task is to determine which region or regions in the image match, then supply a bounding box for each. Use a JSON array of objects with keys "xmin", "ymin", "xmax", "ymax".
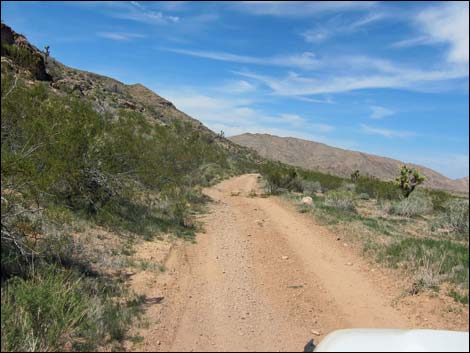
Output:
[
  {"xmin": 302, "ymin": 28, "xmax": 330, "ymax": 43},
  {"xmin": 360, "ymin": 124, "xmax": 416, "ymax": 138},
  {"xmin": 390, "ymin": 35, "xmax": 434, "ymax": 49},
  {"xmin": 112, "ymin": 9, "xmax": 179, "ymax": 24},
  {"xmin": 156, "ymin": 88, "xmax": 336, "ymax": 143},
  {"xmin": 97, "ymin": 32, "xmax": 146, "ymax": 41},
  {"xmin": 370, "ymin": 105, "xmax": 395, "ymax": 120},
  {"xmin": 219, "ymin": 80, "xmax": 256, "ymax": 94},
  {"xmin": 163, "ymin": 46, "xmax": 468, "ymax": 95},
  {"xmin": 393, "ymin": 2, "xmax": 469, "ymax": 64},
  {"xmin": 234, "ymin": 57, "xmax": 468, "ymax": 97},
  {"xmin": 70, "ymin": 1, "xmax": 180, "ymax": 24},
  {"xmin": 301, "ymin": 12, "xmax": 385, "ymax": 43},
  {"xmin": 232, "ymin": 1, "xmax": 377, "ymax": 17},
  {"xmin": 294, "ymin": 96, "xmax": 335, "ymax": 104},
  {"xmin": 350, "ymin": 12, "xmax": 385, "ymax": 28},
  {"xmin": 161, "ymin": 48, "xmax": 320, "ymax": 70}
]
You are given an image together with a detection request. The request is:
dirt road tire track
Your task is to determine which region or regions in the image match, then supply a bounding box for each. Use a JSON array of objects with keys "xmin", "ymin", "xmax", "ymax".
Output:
[{"xmin": 129, "ymin": 174, "xmax": 467, "ymax": 352}]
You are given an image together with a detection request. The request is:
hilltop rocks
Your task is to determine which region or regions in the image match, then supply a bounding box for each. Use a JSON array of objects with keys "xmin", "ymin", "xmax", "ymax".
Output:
[
  {"xmin": 301, "ymin": 196, "xmax": 314, "ymax": 206},
  {"xmin": 1, "ymin": 22, "xmax": 51, "ymax": 81}
]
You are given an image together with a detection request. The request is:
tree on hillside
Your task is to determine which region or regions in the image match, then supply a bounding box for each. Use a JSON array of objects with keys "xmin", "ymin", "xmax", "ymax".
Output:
[
  {"xmin": 395, "ymin": 165, "xmax": 426, "ymax": 198},
  {"xmin": 44, "ymin": 45, "xmax": 50, "ymax": 62},
  {"xmin": 351, "ymin": 170, "xmax": 360, "ymax": 183}
]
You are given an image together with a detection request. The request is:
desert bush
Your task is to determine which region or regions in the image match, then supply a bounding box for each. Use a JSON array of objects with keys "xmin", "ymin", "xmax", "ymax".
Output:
[
  {"xmin": 284, "ymin": 174, "xmax": 303, "ymax": 193},
  {"xmin": 1, "ymin": 267, "xmax": 89, "ymax": 351},
  {"xmin": 199, "ymin": 163, "xmax": 224, "ymax": 185},
  {"xmin": 2, "ymin": 70, "xmax": 246, "ymax": 351},
  {"xmin": 357, "ymin": 193, "xmax": 370, "ymax": 200},
  {"xmin": 301, "ymin": 180, "xmax": 322, "ymax": 194},
  {"xmin": 1, "ymin": 263, "xmax": 144, "ymax": 352},
  {"xmin": 355, "ymin": 176, "xmax": 402, "ymax": 200},
  {"xmin": 298, "ymin": 169, "xmax": 344, "ymax": 191},
  {"xmin": 260, "ymin": 162, "xmax": 303, "ymax": 194},
  {"xmin": 389, "ymin": 190, "xmax": 433, "ymax": 217},
  {"xmin": 324, "ymin": 190, "xmax": 356, "ymax": 212},
  {"xmin": 342, "ymin": 183, "xmax": 356, "ymax": 192},
  {"xmin": 427, "ymin": 189, "xmax": 454, "ymax": 211},
  {"xmin": 379, "ymin": 237, "xmax": 468, "ymax": 289},
  {"xmin": 2, "ymin": 43, "xmax": 41, "ymax": 77},
  {"xmin": 432, "ymin": 199, "xmax": 469, "ymax": 236}
]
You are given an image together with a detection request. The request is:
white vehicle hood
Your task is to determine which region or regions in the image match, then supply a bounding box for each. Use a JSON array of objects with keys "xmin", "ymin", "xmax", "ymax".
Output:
[{"xmin": 314, "ymin": 329, "xmax": 469, "ymax": 352}]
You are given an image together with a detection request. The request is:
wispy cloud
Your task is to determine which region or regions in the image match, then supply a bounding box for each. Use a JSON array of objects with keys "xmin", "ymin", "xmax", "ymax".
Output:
[
  {"xmin": 234, "ymin": 57, "xmax": 468, "ymax": 97},
  {"xmin": 70, "ymin": 1, "xmax": 180, "ymax": 24},
  {"xmin": 156, "ymin": 87, "xmax": 337, "ymax": 143},
  {"xmin": 302, "ymin": 12, "xmax": 385, "ymax": 43},
  {"xmin": 360, "ymin": 124, "xmax": 416, "ymax": 138},
  {"xmin": 232, "ymin": 1, "xmax": 377, "ymax": 17},
  {"xmin": 111, "ymin": 8, "xmax": 179, "ymax": 24},
  {"xmin": 219, "ymin": 80, "xmax": 256, "ymax": 94},
  {"xmin": 392, "ymin": 2, "xmax": 469, "ymax": 64},
  {"xmin": 161, "ymin": 47, "xmax": 320, "ymax": 70},
  {"xmin": 390, "ymin": 35, "xmax": 434, "ymax": 49},
  {"xmin": 370, "ymin": 105, "xmax": 395, "ymax": 120},
  {"xmin": 97, "ymin": 31, "xmax": 145, "ymax": 41},
  {"xmin": 294, "ymin": 96, "xmax": 335, "ymax": 104}
]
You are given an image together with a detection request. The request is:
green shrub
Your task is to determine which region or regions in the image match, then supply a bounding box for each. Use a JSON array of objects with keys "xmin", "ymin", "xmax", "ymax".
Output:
[
  {"xmin": 1, "ymin": 267, "xmax": 89, "ymax": 352},
  {"xmin": 302, "ymin": 180, "xmax": 322, "ymax": 194},
  {"xmin": 449, "ymin": 288, "xmax": 469, "ymax": 304},
  {"xmin": 298, "ymin": 169, "xmax": 344, "ymax": 191},
  {"xmin": 2, "ymin": 71, "xmax": 250, "ymax": 351},
  {"xmin": 379, "ymin": 238, "xmax": 468, "ymax": 288},
  {"xmin": 389, "ymin": 190, "xmax": 433, "ymax": 217},
  {"xmin": 355, "ymin": 176, "xmax": 402, "ymax": 200},
  {"xmin": 199, "ymin": 163, "xmax": 224, "ymax": 185},
  {"xmin": 357, "ymin": 192, "xmax": 370, "ymax": 200},
  {"xmin": 427, "ymin": 189, "xmax": 454, "ymax": 211},
  {"xmin": 432, "ymin": 199, "xmax": 469, "ymax": 236},
  {"xmin": 260, "ymin": 162, "xmax": 303, "ymax": 194},
  {"xmin": 342, "ymin": 183, "xmax": 356, "ymax": 192},
  {"xmin": 324, "ymin": 190, "xmax": 356, "ymax": 212},
  {"xmin": 1, "ymin": 43, "xmax": 41, "ymax": 77},
  {"xmin": 1, "ymin": 264, "xmax": 145, "ymax": 352}
]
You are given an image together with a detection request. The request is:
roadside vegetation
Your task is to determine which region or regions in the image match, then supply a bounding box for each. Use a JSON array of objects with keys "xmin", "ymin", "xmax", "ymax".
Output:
[
  {"xmin": 1, "ymin": 56, "xmax": 257, "ymax": 350},
  {"xmin": 259, "ymin": 161, "xmax": 469, "ymax": 304}
]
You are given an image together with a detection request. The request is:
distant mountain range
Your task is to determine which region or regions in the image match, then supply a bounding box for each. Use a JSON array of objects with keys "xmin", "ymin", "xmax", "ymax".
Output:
[{"xmin": 230, "ymin": 133, "xmax": 469, "ymax": 193}]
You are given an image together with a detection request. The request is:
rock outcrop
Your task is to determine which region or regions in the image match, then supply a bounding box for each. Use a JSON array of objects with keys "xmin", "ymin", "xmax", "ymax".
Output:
[{"xmin": 1, "ymin": 22, "xmax": 51, "ymax": 81}]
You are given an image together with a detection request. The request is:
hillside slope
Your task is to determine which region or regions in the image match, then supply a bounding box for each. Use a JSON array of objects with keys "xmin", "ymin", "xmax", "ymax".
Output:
[
  {"xmin": 230, "ymin": 133, "xmax": 468, "ymax": 193},
  {"xmin": 1, "ymin": 22, "xmax": 259, "ymax": 351},
  {"xmin": 1, "ymin": 23, "xmax": 251, "ymax": 157}
]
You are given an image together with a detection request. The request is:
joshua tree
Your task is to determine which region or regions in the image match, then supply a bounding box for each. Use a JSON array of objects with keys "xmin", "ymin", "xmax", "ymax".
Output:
[
  {"xmin": 351, "ymin": 169, "xmax": 360, "ymax": 183},
  {"xmin": 44, "ymin": 45, "xmax": 50, "ymax": 62},
  {"xmin": 395, "ymin": 165, "xmax": 426, "ymax": 197}
]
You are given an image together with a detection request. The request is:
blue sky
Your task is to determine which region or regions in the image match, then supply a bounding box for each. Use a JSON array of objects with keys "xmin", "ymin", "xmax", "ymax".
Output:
[{"xmin": 2, "ymin": 1, "xmax": 469, "ymax": 178}]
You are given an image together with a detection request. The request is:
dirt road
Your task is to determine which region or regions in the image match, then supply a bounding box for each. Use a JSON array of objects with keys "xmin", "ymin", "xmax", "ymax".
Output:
[{"xmin": 129, "ymin": 174, "xmax": 466, "ymax": 352}]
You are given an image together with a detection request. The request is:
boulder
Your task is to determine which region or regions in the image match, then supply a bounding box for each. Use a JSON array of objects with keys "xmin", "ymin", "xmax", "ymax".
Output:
[{"xmin": 301, "ymin": 196, "xmax": 314, "ymax": 206}]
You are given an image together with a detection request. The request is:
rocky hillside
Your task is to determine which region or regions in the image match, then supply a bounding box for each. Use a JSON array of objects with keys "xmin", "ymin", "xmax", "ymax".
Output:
[
  {"xmin": 230, "ymin": 133, "xmax": 468, "ymax": 193},
  {"xmin": 454, "ymin": 177, "xmax": 470, "ymax": 192},
  {"xmin": 1, "ymin": 22, "xmax": 252, "ymax": 157}
]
